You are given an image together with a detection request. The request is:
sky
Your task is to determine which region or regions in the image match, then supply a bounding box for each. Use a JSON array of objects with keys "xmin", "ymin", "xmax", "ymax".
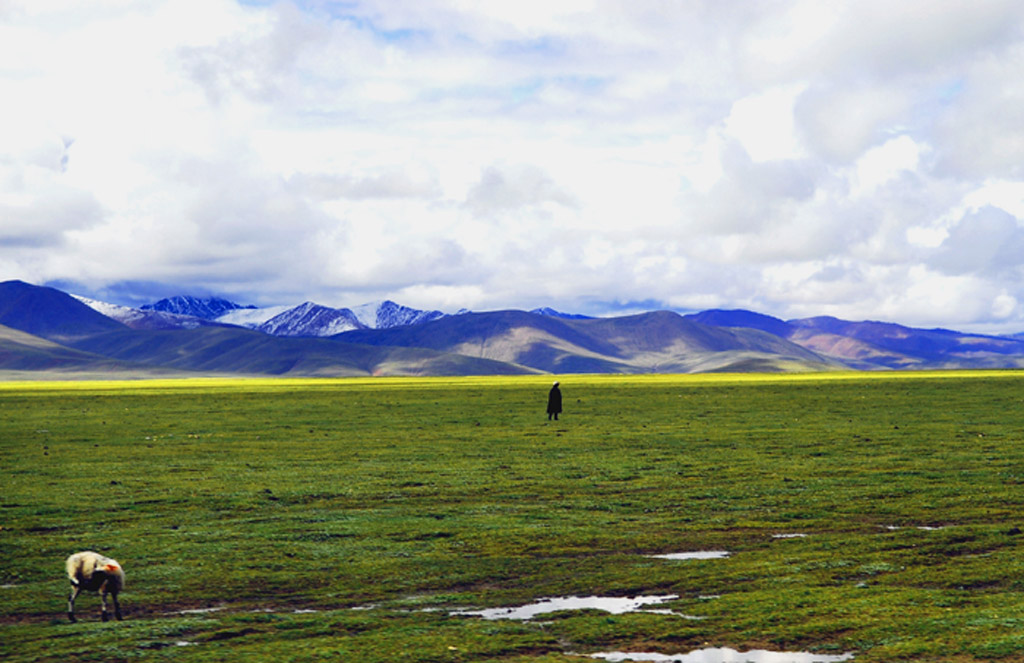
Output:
[{"xmin": 2, "ymin": 1, "xmax": 1024, "ymax": 333}]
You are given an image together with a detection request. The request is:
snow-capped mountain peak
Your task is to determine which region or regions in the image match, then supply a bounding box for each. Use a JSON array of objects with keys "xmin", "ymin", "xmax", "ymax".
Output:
[
  {"xmin": 530, "ymin": 307, "xmax": 593, "ymax": 320},
  {"xmin": 74, "ymin": 295, "xmax": 218, "ymax": 330},
  {"xmin": 142, "ymin": 295, "xmax": 253, "ymax": 320},
  {"xmin": 256, "ymin": 302, "xmax": 365, "ymax": 337},
  {"xmin": 78, "ymin": 292, "xmax": 457, "ymax": 337},
  {"xmin": 215, "ymin": 305, "xmax": 292, "ymax": 327},
  {"xmin": 352, "ymin": 300, "xmax": 446, "ymax": 329}
]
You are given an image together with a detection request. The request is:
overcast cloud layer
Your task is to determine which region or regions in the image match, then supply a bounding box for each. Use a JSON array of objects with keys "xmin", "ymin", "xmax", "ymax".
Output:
[{"xmin": 3, "ymin": 1, "xmax": 1024, "ymax": 332}]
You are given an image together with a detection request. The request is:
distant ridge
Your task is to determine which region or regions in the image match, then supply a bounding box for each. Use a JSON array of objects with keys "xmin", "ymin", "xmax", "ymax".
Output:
[
  {"xmin": 684, "ymin": 309, "xmax": 792, "ymax": 338},
  {"xmin": 0, "ymin": 280, "xmax": 125, "ymax": 341},
  {"xmin": 257, "ymin": 302, "xmax": 364, "ymax": 336},
  {"xmin": 531, "ymin": 307, "xmax": 593, "ymax": 320},
  {"xmin": 352, "ymin": 300, "xmax": 447, "ymax": 329},
  {"xmin": 6, "ymin": 280, "xmax": 1024, "ymax": 377},
  {"xmin": 0, "ymin": 323, "xmax": 162, "ymax": 375},
  {"xmin": 119, "ymin": 297, "xmax": 450, "ymax": 336},
  {"xmin": 786, "ymin": 316, "xmax": 1024, "ymax": 368},
  {"xmin": 73, "ymin": 295, "xmax": 235, "ymax": 331},
  {"xmin": 142, "ymin": 295, "xmax": 254, "ymax": 320},
  {"xmin": 336, "ymin": 308, "xmax": 838, "ymax": 374}
]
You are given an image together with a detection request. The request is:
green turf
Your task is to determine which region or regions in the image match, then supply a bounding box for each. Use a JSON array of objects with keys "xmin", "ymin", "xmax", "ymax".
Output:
[{"xmin": 3, "ymin": 372, "xmax": 1024, "ymax": 661}]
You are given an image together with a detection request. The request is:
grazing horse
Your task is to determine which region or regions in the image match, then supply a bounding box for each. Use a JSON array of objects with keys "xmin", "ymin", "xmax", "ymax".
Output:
[{"xmin": 66, "ymin": 551, "xmax": 124, "ymax": 622}]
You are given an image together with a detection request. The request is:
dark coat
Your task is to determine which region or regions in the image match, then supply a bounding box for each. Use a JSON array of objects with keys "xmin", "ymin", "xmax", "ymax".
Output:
[{"xmin": 547, "ymin": 385, "xmax": 562, "ymax": 414}]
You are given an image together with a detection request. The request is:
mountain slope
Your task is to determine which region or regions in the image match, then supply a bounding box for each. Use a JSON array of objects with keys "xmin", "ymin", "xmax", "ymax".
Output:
[
  {"xmin": 256, "ymin": 302, "xmax": 365, "ymax": 336},
  {"xmin": 8, "ymin": 279, "xmax": 1024, "ymax": 377},
  {"xmin": 786, "ymin": 328, "xmax": 920, "ymax": 370},
  {"xmin": 0, "ymin": 282, "xmax": 534, "ymax": 377},
  {"xmin": 530, "ymin": 307, "xmax": 594, "ymax": 320},
  {"xmin": 787, "ymin": 317, "xmax": 1024, "ymax": 368},
  {"xmin": 82, "ymin": 295, "xmax": 450, "ymax": 337},
  {"xmin": 352, "ymin": 300, "xmax": 447, "ymax": 329},
  {"xmin": 571, "ymin": 311, "xmax": 838, "ymax": 373},
  {"xmin": 337, "ymin": 310, "xmax": 624, "ymax": 362},
  {"xmin": 0, "ymin": 324, "xmax": 183, "ymax": 376},
  {"xmin": 337, "ymin": 309, "xmax": 838, "ymax": 374},
  {"xmin": 0, "ymin": 280, "xmax": 126, "ymax": 341},
  {"xmin": 685, "ymin": 307, "xmax": 1024, "ymax": 370},
  {"xmin": 684, "ymin": 309, "xmax": 793, "ymax": 337},
  {"xmin": 64, "ymin": 326, "xmax": 532, "ymax": 377},
  {"xmin": 75, "ymin": 295, "xmax": 236, "ymax": 331},
  {"xmin": 142, "ymin": 295, "xmax": 253, "ymax": 320}
]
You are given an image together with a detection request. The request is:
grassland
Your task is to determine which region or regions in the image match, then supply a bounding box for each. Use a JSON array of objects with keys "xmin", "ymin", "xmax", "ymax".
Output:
[{"xmin": 3, "ymin": 371, "xmax": 1024, "ymax": 662}]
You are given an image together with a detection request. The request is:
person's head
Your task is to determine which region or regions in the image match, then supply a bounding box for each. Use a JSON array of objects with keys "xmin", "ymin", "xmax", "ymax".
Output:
[{"xmin": 553, "ymin": 381, "xmax": 559, "ymax": 387}]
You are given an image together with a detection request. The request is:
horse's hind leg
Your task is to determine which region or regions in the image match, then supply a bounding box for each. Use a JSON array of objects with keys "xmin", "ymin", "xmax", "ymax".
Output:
[{"xmin": 67, "ymin": 584, "xmax": 80, "ymax": 623}]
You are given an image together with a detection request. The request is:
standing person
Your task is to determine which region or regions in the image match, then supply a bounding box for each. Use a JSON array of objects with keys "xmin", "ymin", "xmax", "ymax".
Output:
[{"xmin": 547, "ymin": 381, "xmax": 562, "ymax": 421}]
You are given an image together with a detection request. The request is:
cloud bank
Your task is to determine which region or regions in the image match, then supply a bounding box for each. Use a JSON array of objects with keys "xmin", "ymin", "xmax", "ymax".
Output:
[{"xmin": 2, "ymin": 0, "xmax": 1024, "ymax": 332}]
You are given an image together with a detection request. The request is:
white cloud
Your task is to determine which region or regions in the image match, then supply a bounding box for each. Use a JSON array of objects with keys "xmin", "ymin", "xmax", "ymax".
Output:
[
  {"xmin": 795, "ymin": 82, "xmax": 915, "ymax": 163},
  {"xmin": 2, "ymin": 0, "xmax": 1024, "ymax": 332},
  {"xmin": 465, "ymin": 163, "xmax": 578, "ymax": 214},
  {"xmin": 963, "ymin": 180, "xmax": 1024, "ymax": 218},
  {"xmin": 724, "ymin": 85, "xmax": 806, "ymax": 162},
  {"xmin": 850, "ymin": 135, "xmax": 923, "ymax": 197},
  {"xmin": 932, "ymin": 206, "xmax": 1024, "ymax": 278}
]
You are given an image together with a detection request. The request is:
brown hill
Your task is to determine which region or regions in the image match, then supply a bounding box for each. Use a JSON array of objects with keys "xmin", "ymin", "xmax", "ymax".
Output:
[{"xmin": 336, "ymin": 309, "xmax": 840, "ymax": 374}]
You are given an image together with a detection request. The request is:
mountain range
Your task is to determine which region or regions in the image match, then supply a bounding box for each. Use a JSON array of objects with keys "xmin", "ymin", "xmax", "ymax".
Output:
[{"xmin": 2, "ymin": 279, "xmax": 1024, "ymax": 379}]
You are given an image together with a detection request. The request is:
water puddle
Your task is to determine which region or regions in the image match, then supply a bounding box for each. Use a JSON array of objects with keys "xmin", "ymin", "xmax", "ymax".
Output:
[
  {"xmin": 884, "ymin": 525, "xmax": 947, "ymax": 531},
  {"xmin": 455, "ymin": 595, "xmax": 680, "ymax": 620},
  {"xmin": 175, "ymin": 606, "xmax": 225, "ymax": 615},
  {"xmin": 250, "ymin": 607, "xmax": 323, "ymax": 615},
  {"xmin": 772, "ymin": 533, "xmax": 808, "ymax": 539},
  {"xmin": 592, "ymin": 647, "xmax": 853, "ymax": 662},
  {"xmin": 639, "ymin": 609, "xmax": 706, "ymax": 620},
  {"xmin": 649, "ymin": 551, "xmax": 730, "ymax": 560}
]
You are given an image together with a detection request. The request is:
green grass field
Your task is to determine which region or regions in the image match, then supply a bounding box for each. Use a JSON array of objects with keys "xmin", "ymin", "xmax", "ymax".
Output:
[{"xmin": 4, "ymin": 372, "xmax": 1024, "ymax": 662}]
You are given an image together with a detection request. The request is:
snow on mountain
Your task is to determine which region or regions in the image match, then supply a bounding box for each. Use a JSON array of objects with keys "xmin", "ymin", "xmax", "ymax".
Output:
[
  {"xmin": 256, "ymin": 302, "xmax": 365, "ymax": 337},
  {"xmin": 350, "ymin": 302, "xmax": 379, "ymax": 328},
  {"xmin": 216, "ymin": 305, "xmax": 292, "ymax": 328},
  {"xmin": 531, "ymin": 307, "xmax": 593, "ymax": 320},
  {"xmin": 254, "ymin": 300, "xmax": 448, "ymax": 336},
  {"xmin": 73, "ymin": 295, "xmax": 131, "ymax": 321},
  {"xmin": 81, "ymin": 292, "xmax": 458, "ymax": 337},
  {"xmin": 142, "ymin": 295, "xmax": 253, "ymax": 320},
  {"xmin": 352, "ymin": 300, "xmax": 447, "ymax": 329},
  {"xmin": 74, "ymin": 295, "xmax": 213, "ymax": 330}
]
